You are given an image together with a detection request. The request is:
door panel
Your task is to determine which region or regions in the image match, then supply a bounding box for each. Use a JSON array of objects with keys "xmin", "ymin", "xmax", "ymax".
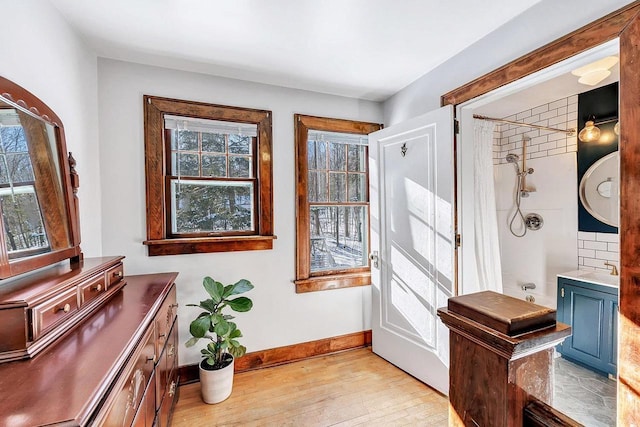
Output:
[{"xmin": 369, "ymin": 105, "xmax": 454, "ymax": 395}]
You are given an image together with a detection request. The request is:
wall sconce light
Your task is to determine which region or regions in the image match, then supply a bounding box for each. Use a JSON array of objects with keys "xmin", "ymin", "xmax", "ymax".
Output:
[
  {"xmin": 578, "ymin": 116, "xmax": 619, "ymax": 142},
  {"xmin": 578, "ymin": 120, "xmax": 601, "ymax": 142},
  {"xmin": 571, "ymin": 56, "xmax": 619, "ymax": 86}
]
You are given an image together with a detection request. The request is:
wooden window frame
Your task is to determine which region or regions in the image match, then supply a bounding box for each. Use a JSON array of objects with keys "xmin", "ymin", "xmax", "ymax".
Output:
[
  {"xmin": 294, "ymin": 114, "xmax": 381, "ymax": 293},
  {"xmin": 143, "ymin": 96, "xmax": 275, "ymax": 256}
]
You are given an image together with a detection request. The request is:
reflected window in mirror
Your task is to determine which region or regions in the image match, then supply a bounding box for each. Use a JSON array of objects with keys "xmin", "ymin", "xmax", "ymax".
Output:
[{"xmin": 0, "ymin": 76, "xmax": 81, "ymax": 279}]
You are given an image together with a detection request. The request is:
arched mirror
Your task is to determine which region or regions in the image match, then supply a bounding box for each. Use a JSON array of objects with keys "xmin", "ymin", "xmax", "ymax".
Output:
[
  {"xmin": 579, "ymin": 151, "xmax": 619, "ymax": 227},
  {"xmin": 0, "ymin": 76, "xmax": 81, "ymax": 279}
]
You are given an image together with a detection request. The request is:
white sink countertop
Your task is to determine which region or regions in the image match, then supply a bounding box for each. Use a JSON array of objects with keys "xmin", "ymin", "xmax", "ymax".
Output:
[{"xmin": 558, "ymin": 270, "xmax": 619, "ymax": 288}]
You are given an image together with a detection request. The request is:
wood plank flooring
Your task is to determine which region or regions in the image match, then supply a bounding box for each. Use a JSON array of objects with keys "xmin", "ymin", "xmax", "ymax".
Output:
[{"xmin": 172, "ymin": 347, "xmax": 448, "ymax": 426}]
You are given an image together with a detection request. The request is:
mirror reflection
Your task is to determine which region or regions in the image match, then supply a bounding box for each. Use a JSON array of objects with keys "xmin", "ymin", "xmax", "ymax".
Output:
[
  {"xmin": 0, "ymin": 99, "xmax": 70, "ymax": 260},
  {"xmin": 579, "ymin": 151, "xmax": 619, "ymax": 227}
]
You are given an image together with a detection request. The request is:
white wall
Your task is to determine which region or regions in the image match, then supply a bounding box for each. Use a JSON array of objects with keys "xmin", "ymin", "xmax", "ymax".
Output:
[
  {"xmin": 383, "ymin": 0, "xmax": 634, "ymax": 125},
  {"xmin": 97, "ymin": 59, "xmax": 383, "ymax": 366},
  {"xmin": 0, "ymin": 0, "xmax": 101, "ymax": 256}
]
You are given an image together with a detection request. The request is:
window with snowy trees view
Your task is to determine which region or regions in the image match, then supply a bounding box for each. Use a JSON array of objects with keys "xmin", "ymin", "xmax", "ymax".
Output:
[
  {"xmin": 294, "ymin": 115, "xmax": 381, "ymax": 293},
  {"xmin": 143, "ymin": 96, "xmax": 274, "ymax": 256}
]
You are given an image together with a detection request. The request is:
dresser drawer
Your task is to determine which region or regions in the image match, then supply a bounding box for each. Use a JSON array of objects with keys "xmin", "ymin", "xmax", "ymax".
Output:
[
  {"xmin": 101, "ymin": 325, "xmax": 156, "ymax": 427},
  {"xmin": 31, "ymin": 287, "xmax": 79, "ymax": 339},
  {"xmin": 79, "ymin": 274, "xmax": 107, "ymax": 307},
  {"xmin": 105, "ymin": 263, "xmax": 124, "ymax": 288},
  {"xmin": 156, "ymin": 286, "xmax": 177, "ymax": 355}
]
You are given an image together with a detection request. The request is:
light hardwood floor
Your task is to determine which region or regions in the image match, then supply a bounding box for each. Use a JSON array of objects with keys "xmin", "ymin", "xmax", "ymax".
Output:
[{"xmin": 172, "ymin": 347, "xmax": 448, "ymax": 426}]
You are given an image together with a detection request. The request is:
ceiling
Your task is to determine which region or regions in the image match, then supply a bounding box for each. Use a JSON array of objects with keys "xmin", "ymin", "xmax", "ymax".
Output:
[{"xmin": 49, "ymin": 0, "xmax": 542, "ymax": 101}]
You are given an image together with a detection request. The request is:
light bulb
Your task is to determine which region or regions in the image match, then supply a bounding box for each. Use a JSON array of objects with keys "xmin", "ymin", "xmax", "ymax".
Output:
[{"xmin": 578, "ymin": 120, "xmax": 601, "ymax": 142}]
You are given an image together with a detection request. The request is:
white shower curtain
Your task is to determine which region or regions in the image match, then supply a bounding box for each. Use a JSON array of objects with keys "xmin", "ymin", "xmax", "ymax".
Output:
[{"xmin": 473, "ymin": 119, "xmax": 503, "ymax": 292}]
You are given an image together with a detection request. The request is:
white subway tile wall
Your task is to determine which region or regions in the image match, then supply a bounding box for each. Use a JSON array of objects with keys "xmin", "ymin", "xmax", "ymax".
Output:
[
  {"xmin": 493, "ymin": 95, "xmax": 578, "ymax": 165},
  {"xmin": 489, "ymin": 96, "xmax": 619, "ymax": 273},
  {"xmin": 578, "ymin": 231, "xmax": 619, "ymax": 272}
]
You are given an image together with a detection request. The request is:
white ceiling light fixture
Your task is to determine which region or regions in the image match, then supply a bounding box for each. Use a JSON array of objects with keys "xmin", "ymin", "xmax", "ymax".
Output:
[{"xmin": 571, "ymin": 56, "xmax": 619, "ymax": 86}]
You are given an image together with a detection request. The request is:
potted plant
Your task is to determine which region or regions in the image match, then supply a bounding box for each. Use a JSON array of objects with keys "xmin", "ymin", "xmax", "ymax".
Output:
[{"xmin": 185, "ymin": 276, "xmax": 254, "ymax": 404}]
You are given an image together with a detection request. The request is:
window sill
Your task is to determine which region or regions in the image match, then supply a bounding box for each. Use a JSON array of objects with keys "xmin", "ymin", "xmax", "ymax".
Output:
[
  {"xmin": 294, "ymin": 271, "xmax": 371, "ymax": 293},
  {"xmin": 143, "ymin": 235, "xmax": 276, "ymax": 256}
]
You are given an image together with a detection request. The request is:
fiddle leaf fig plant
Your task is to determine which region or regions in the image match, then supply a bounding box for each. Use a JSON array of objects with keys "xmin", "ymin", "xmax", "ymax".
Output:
[{"xmin": 185, "ymin": 276, "xmax": 254, "ymax": 370}]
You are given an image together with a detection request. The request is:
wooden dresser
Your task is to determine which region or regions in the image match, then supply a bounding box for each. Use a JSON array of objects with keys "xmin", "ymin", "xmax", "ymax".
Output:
[{"xmin": 0, "ymin": 261, "xmax": 179, "ymax": 426}]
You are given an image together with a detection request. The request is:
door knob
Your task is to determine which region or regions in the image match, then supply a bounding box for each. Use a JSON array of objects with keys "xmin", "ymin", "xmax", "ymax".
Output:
[{"xmin": 369, "ymin": 251, "xmax": 379, "ymax": 269}]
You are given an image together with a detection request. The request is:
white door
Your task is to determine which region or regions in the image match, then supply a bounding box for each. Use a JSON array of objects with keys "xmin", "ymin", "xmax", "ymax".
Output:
[{"xmin": 369, "ymin": 105, "xmax": 455, "ymax": 395}]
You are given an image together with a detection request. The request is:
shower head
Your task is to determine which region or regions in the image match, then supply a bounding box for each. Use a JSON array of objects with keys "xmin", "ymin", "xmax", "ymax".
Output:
[{"xmin": 506, "ymin": 153, "xmax": 519, "ymax": 163}]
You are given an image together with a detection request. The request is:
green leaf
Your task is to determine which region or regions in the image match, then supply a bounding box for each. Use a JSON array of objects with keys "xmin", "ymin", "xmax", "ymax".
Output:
[
  {"xmin": 199, "ymin": 299, "xmax": 216, "ymax": 313},
  {"xmin": 214, "ymin": 319, "xmax": 230, "ymax": 336},
  {"xmin": 230, "ymin": 279, "xmax": 254, "ymax": 295},
  {"xmin": 229, "ymin": 339, "xmax": 240, "ymax": 348},
  {"xmin": 205, "ymin": 356, "xmax": 216, "ymax": 366},
  {"xmin": 185, "ymin": 337, "xmax": 200, "ymax": 348},
  {"xmin": 229, "ymin": 328, "xmax": 243, "ymax": 339},
  {"xmin": 222, "ymin": 284, "xmax": 235, "ymax": 299},
  {"xmin": 228, "ymin": 344, "xmax": 246, "ymax": 358},
  {"xmin": 227, "ymin": 296, "xmax": 253, "ymax": 312},
  {"xmin": 211, "ymin": 313, "xmax": 224, "ymax": 325},
  {"xmin": 203, "ymin": 276, "xmax": 222, "ymax": 303},
  {"xmin": 190, "ymin": 316, "xmax": 211, "ymax": 338}
]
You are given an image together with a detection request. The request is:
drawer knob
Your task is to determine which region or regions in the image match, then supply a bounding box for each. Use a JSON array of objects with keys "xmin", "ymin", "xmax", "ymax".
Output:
[
  {"xmin": 146, "ymin": 355, "xmax": 156, "ymax": 363},
  {"xmin": 92, "ymin": 284, "xmax": 103, "ymax": 292},
  {"xmin": 113, "ymin": 271, "xmax": 123, "ymax": 278},
  {"xmin": 57, "ymin": 303, "xmax": 71, "ymax": 313}
]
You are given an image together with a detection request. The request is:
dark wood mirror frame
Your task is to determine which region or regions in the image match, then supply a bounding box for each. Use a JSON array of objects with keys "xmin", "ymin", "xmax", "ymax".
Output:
[{"xmin": 0, "ymin": 76, "xmax": 81, "ymax": 279}]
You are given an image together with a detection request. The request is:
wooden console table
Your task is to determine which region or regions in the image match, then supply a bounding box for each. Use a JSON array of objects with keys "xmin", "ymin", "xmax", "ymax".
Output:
[
  {"xmin": 437, "ymin": 291, "xmax": 572, "ymax": 427},
  {"xmin": 0, "ymin": 272, "xmax": 179, "ymax": 426}
]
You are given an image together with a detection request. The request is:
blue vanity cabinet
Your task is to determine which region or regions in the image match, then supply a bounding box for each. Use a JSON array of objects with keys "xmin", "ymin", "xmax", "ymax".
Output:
[{"xmin": 557, "ymin": 277, "xmax": 618, "ymax": 376}]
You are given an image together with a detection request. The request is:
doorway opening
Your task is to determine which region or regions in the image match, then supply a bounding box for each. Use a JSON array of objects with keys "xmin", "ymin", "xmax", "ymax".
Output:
[{"xmin": 456, "ymin": 39, "xmax": 619, "ymax": 426}]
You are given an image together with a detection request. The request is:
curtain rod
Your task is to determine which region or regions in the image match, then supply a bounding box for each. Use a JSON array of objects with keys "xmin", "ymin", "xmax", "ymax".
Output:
[{"xmin": 473, "ymin": 114, "xmax": 575, "ymax": 135}]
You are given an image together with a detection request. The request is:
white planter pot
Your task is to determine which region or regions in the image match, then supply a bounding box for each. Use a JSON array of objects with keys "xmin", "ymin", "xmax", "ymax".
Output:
[{"xmin": 199, "ymin": 356, "xmax": 235, "ymax": 404}]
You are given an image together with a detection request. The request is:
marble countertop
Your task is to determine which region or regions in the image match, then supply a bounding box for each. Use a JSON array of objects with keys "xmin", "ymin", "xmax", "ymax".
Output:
[{"xmin": 557, "ymin": 269, "xmax": 619, "ymax": 288}]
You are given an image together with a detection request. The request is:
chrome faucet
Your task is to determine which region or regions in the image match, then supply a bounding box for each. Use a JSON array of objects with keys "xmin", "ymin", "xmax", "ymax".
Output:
[
  {"xmin": 521, "ymin": 282, "xmax": 536, "ymax": 291},
  {"xmin": 604, "ymin": 261, "xmax": 619, "ymax": 276}
]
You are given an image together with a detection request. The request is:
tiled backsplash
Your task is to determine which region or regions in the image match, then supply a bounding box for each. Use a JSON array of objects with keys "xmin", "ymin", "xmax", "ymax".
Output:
[
  {"xmin": 493, "ymin": 95, "xmax": 578, "ymax": 165},
  {"xmin": 578, "ymin": 231, "xmax": 619, "ymax": 272}
]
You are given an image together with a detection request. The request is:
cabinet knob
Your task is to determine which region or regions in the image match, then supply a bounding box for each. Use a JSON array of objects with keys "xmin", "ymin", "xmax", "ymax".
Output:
[
  {"xmin": 113, "ymin": 271, "xmax": 123, "ymax": 278},
  {"xmin": 92, "ymin": 284, "xmax": 103, "ymax": 292},
  {"xmin": 146, "ymin": 355, "xmax": 156, "ymax": 363},
  {"xmin": 56, "ymin": 303, "xmax": 71, "ymax": 313}
]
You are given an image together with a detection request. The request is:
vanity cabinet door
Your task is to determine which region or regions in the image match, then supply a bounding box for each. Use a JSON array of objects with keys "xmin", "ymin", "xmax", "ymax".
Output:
[{"xmin": 557, "ymin": 278, "xmax": 618, "ymax": 376}]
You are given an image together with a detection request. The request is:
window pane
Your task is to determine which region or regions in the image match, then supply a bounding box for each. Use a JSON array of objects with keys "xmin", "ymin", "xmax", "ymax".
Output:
[
  {"xmin": 309, "ymin": 205, "xmax": 368, "ymax": 273},
  {"xmin": 329, "ymin": 142, "xmax": 346, "ymax": 171},
  {"xmin": 202, "ymin": 155, "xmax": 226, "ymax": 177},
  {"xmin": 329, "ymin": 172, "xmax": 346, "ymax": 202},
  {"xmin": 0, "ymin": 186, "xmax": 50, "ymax": 254},
  {"xmin": 308, "ymin": 139, "xmax": 328, "ymax": 170},
  {"xmin": 171, "ymin": 152, "xmax": 200, "ymax": 176},
  {"xmin": 0, "ymin": 127, "xmax": 28, "ymax": 152},
  {"xmin": 228, "ymin": 134, "xmax": 251, "ymax": 154},
  {"xmin": 348, "ymin": 145, "xmax": 366, "ymax": 172},
  {"xmin": 308, "ymin": 171, "xmax": 327, "ymax": 202},
  {"xmin": 348, "ymin": 173, "xmax": 366, "ymax": 202},
  {"xmin": 171, "ymin": 180, "xmax": 254, "ymax": 233},
  {"xmin": 202, "ymin": 133, "xmax": 226, "ymax": 153},
  {"xmin": 229, "ymin": 156, "xmax": 251, "ymax": 178},
  {"xmin": 172, "ymin": 130, "xmax": 198, "ymax": 151},
  {"xmin": 1, "ymin": 153, "xmax": 35, "ymax": 184}
]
